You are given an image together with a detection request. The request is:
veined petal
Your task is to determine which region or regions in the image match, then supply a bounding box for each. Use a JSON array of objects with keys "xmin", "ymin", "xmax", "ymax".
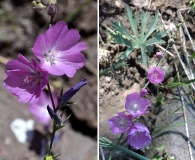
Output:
[
  {"xmin": 4, "ymin": 54, "xmax": 49, "ymax": 104},
  {"xmin": 55, "ymin": 29, "xmax": 81, "ymax": 50},
  {"xmin": 32, "ymin": 21, "xmax": 87, "ymax": 77}
]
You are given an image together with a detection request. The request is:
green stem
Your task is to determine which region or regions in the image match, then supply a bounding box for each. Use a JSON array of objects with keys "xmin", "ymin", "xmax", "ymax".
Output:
[
  {"xmin": 47, "ymin": 83, "xmax": 57, "ymax": 155},
  {"xmin": 99, "ymin": 61, "xmax": 127, "ymax": 76},
  {"xmin": 108, "ymin": 134, "xmax": 124, "ymax": 160},
  {"xmin": 114, "ymin": 145, "xmax": 149, "ymax": 160}
]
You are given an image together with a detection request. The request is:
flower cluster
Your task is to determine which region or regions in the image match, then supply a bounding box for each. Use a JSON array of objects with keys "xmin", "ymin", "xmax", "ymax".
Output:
[
  {"xmin": 107, "ymin": 92, "xmax": 152, "ymax": 150},
  {"xmin": 4, "ymin": 21, "xmax": 87, "ymax": 104}
]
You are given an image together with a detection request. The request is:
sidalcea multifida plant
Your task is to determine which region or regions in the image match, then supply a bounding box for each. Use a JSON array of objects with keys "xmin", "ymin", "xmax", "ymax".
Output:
[
  {"xmin": 3, "ymin": 0, "xmax": 87, "ymax": 159},
  {"xmin": 100, "ymin": 1, "xmax": 195, "ymax": 160}
]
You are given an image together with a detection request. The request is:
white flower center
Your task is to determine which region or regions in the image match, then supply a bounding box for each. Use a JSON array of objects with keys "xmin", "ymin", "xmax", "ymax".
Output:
[
  {"xmin": 23, "ymin": 73, "xmax": 42, "ymax": 86},
  {"xmin": 119, "ymin": 118, "xmax": 128, "ymax": 129},
  {"xmin": 130, "ymin": 103, "xmax": 139, "ymax": 112},
  {"xmin": 44, "ymin": 50, "xmax": 57, "ymax": 66},
  {"xmin": 24, "ymin": 76, "xmax": 33, "ymax": 83}
]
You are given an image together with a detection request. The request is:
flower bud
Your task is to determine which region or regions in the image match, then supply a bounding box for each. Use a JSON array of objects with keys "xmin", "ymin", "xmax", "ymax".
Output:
[
  {"xmin": 60, "ymin": 79, "xmax": 87, "ymax": 103},
  {"xmin": 140, "ymin": 88, "xmax": 148, "ymax": 97},
  {"xmin": 156, "ymin": 52, "xmax": 163, "ymax": 59},
  {"xmin": 32, "ymin": 1, "xmax": 37, "ymax": 6},
  {"xmin": 47, "ymin": 105, "xmax": 62, "ymax": 125},
  {"xmin": 47, "ymin": 3, "xmax": 57, "ymax": 18}
]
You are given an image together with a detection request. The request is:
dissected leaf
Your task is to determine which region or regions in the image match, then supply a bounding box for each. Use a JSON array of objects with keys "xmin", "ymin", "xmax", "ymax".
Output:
[{"xmin": 107, "ymin": 6, "xmax": 167, "ymax": 67}]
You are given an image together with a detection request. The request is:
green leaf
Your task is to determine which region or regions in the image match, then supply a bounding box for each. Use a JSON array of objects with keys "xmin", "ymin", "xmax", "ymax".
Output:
[
  {"xmin": 119, "ymin": 47, "xmax": 135, "ymax": 60},
  {"xmin": 145, "ymin": 45, "xmax": 154, "ymax": 56},
  {"xmin": 144, "ymin": 11, "xmax": 161, "ymax": 41},
  {"xmin": 110, "ymin": 32, "xmax": 132, "ymax": 46},
  {"xmin": 126, "ymin": 6, "xmax": 139, "ymax": 39},
  {"xmin": 111, "ymin": 21, "xmax": 134, "ymax": 40},
  {"xmin": 99, "ymin": 61, "xmax": 128, "ymax": 76},
  {"xmin": 140, "ymin": 46, "xmax": 148, "ymax": 66},
  {"xmin": 164, "ymin": 78, "xmax": 195, "ymax": 88},
  {"xmin": 145, "ymin": 30, "xmax": 166, "ymax": 46},
  {"xmin": 100, "ymin": 137, "xmax": 150, "ymax": 160},
  {"xmin": 189, "ymin": 52, "xmax": 195, "ymax": 62},
  {"xmin": 141, "ymin": 11, "xmax": 150, "ymax": 39},
  {"xmin": 152, "ymin": 120, "xmax": 195, "ymax": 135}
]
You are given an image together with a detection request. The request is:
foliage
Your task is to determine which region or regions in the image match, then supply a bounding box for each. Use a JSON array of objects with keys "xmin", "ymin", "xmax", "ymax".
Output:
[
  {"xmin": 100, "ymin": 137, "xmax": 150, "ymax": 160},
  {"xmin": 107, "ymin": 6, "xmax": 166, "ymax": 66}
]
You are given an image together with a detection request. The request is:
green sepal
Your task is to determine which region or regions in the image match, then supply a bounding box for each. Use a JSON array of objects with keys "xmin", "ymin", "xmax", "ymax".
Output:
[{"xmin": 44, "ymin": 154, "xmax": 54, "ymax": 160}]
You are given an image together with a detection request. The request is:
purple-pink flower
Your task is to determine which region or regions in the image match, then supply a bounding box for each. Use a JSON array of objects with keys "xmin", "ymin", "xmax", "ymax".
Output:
[
  {"xmin": 127, "ymin": 122, "xmax": 151, "ymax": 150},
  {"xmin": 3, "ymin": 54, "xmax": 48, "ymax": 104},
  {"xmin": 125, "ymin": 92, "xmax": 151, "ymax": 117},
  {"xmin": 107, "ymin": 112, "xmax": 133, "ymax": 134},
  {"xmin": 32, "ymin": 21, "xmax": 87, "ymax": 77},
  {"xmin": 28, "ymin": 91, "xmax": 58, "ymax": 125},
  {"xmin": 148, "ymin": 67, "xmax": 164, "ymax": 84}
]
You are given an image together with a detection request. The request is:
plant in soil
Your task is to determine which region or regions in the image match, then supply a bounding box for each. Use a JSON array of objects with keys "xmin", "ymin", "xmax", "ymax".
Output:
[
  {"xmin": 100, "ymin": 1, "xmax": 195, "ymax": 160},
  {"xmin": 3, "ymin": 0, "xmax": 89, "ymax": 159}
]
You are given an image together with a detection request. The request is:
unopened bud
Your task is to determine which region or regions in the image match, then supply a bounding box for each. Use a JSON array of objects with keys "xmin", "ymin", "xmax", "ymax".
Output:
[
  {"xmin": 140, "ymin": 88, "xmax": 148, "ymax": 97},
  {"xmin": 47, "ymin": 3, "xmax": 57, "ymax": 18},
  {"xmin": 156, "ymin": 52, "xmax": 163, "ymax": 59},
  {"xmin": 47, "ymin": 105, "xmax": 62, "ymax": 126}
]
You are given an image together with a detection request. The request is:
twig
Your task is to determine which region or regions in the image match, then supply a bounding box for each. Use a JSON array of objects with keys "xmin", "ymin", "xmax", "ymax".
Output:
[
  {"xmin": 179, "ymin": 26, "xmax": 195, "ymax": 82},
  {"xmin": 0, "ymin": 55, "xmax": 9, "ymax": 65},
  {"xmin": 177, "ymin": 8, "xmax": 195, "ymax": 51},
  {"xmin": 100, "ymin": 147, "xmax": 105, "ymax": 160},
  {"xmin": 148, "ymin": 0, "xmax": 152, "ymax": 8},
  {"xmin": 155, "ymin": 44, "xmax": 175, "ymax": 58}
]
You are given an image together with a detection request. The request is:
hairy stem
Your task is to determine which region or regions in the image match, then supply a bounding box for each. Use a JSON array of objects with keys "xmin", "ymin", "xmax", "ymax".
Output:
[
  {"xmin": 47, "ymin": 83, "xmax": 56, "ymax": 112},
  {"xmin": 48, "ymin": 124, "xmax": 56, "ymax": 154}
]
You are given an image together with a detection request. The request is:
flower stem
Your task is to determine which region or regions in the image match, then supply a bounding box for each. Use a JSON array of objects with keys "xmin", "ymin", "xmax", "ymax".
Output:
[
  {"xmin": 48, "ymin": 123, "xmax": 56, "ymax": 154},
  {"xmin": 47, "ymin": 83, "xmax": 57, "ymax": 155},
  {"xmin": 108, "ymin": 133, "xmax": 124, "ymax": 160},
  {"xmin": 47, "ymin": 83, "xmax": 56, "ymax": 112}
]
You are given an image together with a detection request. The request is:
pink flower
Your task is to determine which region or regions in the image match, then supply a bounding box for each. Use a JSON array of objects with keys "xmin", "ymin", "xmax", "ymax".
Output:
[
  {"xmin": 148, "ymin": 67, "xmax": 164, "ymax": 84},
  {"xmin": 28, "ymin": 91, "xmax": 58, "ymax": 125},
  {"xmin": 107, "ymin": 112, "xmax": 133, "ymax": 134},
  {"xmin": 3, "ymin": 54, "xmax": 48, "ymax": 104},
  {"xmin": 140, "ymin": 88, "xmax": 148, "ymax": 97},
  {"xmin": 128, "ymin": 122, "xmax": 151, "ymax": 150},
  {"xmin": 125, "ymin": 92, "xmax": 151, "ymax": 117},
  {"xmin": 32, "ymin": 21, "xmax": 87, "ymax": 77}
]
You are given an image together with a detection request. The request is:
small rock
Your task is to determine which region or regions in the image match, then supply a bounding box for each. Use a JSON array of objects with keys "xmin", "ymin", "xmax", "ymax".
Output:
[
  {"xmin": 131, "ymin": 0, "xmax": 149, "ymax": 8},
  {"xmin": 10, "ymin": 118, "xmax": 34, "ymax": 144},
  {"xmin": 105, "ymin": 76, "xmax": 111, "ymax": 82}
]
